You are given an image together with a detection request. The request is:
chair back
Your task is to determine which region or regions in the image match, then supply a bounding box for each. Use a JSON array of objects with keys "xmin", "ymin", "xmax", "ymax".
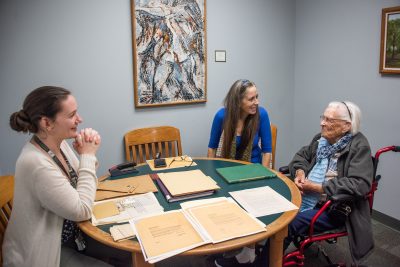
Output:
[
  {"xmin": 215, "ymin": 124, "xmax": 277, "ymax": 169},
  {"xmin": 270, "ymin": 123, "xmax": 277, "ymax": 169},
  {"xmin": 368, "ymin": 145, "xmax": 400, "ymax": 213},
  {"xmin": 0, "ymin": 175, "xmax": 14, "ymax": 266},
  {"xmin": 124, "ymin": 126, "xmax": 182, "ymax": 163}
]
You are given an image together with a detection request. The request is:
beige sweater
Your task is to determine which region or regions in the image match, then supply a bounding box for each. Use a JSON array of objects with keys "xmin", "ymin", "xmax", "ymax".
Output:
[{"xmin": 2, "ymin": 141, "xmax": 98, "ymax": 267}]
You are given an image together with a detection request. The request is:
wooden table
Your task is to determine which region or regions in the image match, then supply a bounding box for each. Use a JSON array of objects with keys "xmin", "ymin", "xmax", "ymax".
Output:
[{"xmin": 78, "ymin": 158, "xmax": 301, "ymax": 267}]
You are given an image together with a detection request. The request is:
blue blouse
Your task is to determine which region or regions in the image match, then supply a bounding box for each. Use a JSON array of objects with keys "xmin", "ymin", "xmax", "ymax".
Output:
[{"xmin": 208, "ymin": 106, "xmax": 272, "ymax": 163}]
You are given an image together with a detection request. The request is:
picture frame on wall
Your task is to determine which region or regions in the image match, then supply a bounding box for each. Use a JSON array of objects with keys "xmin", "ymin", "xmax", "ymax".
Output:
[
  {"xmin": 131, "ymin": 0, "xmax": 207, "ymax": 107},
  {"xmin": 379, "ymin": 6, "xmax": 400, "ymax": 74}
]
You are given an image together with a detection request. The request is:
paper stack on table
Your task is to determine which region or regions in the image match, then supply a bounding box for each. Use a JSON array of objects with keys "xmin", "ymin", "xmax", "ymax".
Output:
[
  {"xmin": 229, "ymin": 186, "xmax": 298, "ymax": 217},
  {"xmin": 158, "ymin": 169, "xmax": 220, "ymax": 196},
  {"xmin": 91, "ymin": 192, "xmax": 164, "ymax": 226},
  {"xmin": 130, "ymin": 196, "xmax": 266, "ymax": 264},
  {"xmin": 129, "ymin": 210, "xmax": 208, "ymax": 263},
  {"xmin": 181, "ymin": 197, "xmax": 266, "ymax": 243},
  {"xmin": 110, "ymin": 223, "xmax": 136, "ymax": 242}
]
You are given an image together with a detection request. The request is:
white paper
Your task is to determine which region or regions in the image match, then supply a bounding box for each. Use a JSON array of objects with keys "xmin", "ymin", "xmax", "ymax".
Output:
[
  {"xmin": 129, "ymin": 210, "xmax": 209, "ymax": 263},
  {"xmin": 181, "ymin": 198, "xmax": 266, "ymax": 243},
  {"xmin": 229, "ymin": 186, "xmax": 298, "ymax": 217},
  {"xmin": 91, "ymin": 192, "xmax": 164, "ymax": 226}
]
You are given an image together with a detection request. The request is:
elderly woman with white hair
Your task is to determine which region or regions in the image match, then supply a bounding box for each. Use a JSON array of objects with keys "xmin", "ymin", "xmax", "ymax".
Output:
[{"xmin": 286, "ymin": 101, "xmax": 374, "ymax": 265}]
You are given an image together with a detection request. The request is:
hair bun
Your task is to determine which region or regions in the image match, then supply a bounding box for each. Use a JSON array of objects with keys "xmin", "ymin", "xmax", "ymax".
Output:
[
  {"xmin": 9, "ymin": 109, "xmax": 33, "ymax": 133},
  {"xmin": 18, "ymin": 109, "xmax": 30, "ymax": 121}
]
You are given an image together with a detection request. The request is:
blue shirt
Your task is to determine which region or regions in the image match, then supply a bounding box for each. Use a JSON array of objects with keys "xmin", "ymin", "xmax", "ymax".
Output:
[{"xmin": 208, "ymin": 107, "xmax": 272, "ymax": 163}]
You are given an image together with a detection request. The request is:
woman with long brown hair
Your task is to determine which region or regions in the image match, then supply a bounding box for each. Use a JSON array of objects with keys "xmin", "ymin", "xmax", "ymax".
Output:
[{"xmin": 207, "ymin": 79, "xmax": 272, "ymax": 167}]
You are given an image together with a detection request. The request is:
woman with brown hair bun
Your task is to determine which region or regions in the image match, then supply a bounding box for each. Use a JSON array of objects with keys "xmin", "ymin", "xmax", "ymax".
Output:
[{"xmin": 3, "ymin": 86, "xmax": 111, "ymax": 267}]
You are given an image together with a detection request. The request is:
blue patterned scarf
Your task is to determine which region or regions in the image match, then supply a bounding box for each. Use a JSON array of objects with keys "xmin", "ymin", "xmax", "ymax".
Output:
[{"xmin": 300, "ymin": 133, "xmax": 352, "ymax": 211}]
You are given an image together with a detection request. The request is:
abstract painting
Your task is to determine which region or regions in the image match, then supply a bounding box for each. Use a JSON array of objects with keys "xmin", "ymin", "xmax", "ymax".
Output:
[{"xmin": 131, "ymin": 0, "xmax": 207, "ymax": 107}]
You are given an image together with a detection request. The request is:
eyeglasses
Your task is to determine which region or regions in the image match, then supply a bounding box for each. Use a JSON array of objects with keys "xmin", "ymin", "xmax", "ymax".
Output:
[
  {"xmin": 168, "ymin": 155, "xmax": 194, "ymax": 167},
  {"xmin": 320, "ymin": 115, "xmax": 349, "ymax": 125}
]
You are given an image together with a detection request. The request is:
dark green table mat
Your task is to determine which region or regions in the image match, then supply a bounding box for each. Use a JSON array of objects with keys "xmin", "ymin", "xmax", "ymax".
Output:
[{"xmin": 99, "ymin": 159, "xmax": 291, "ymax": 235}]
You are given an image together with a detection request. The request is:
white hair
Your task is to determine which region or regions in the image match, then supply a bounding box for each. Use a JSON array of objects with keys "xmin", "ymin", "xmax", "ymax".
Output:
[{"xmin": 327, "ymin": 101, "xmax": 361, "ymax": 135}]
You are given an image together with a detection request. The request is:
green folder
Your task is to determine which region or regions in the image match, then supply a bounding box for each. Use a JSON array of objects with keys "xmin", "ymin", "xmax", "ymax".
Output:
[{"xmin": 216, "ymin": 163, "xmax": 277, "ymax": 184}]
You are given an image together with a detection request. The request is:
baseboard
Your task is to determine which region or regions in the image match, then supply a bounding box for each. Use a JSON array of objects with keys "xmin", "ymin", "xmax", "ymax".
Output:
[{"xmin": 372, "ymin": 209, "xmax": 400, "ymax": 232}]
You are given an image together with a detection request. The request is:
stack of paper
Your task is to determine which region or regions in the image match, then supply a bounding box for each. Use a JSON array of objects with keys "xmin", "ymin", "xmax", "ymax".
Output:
[
  {"xmin": 181, "ymin": 198, "xmax": 266, "ymax": 243},
  {"xmin": 130, "ymin": 197, "xmax": 266, "ymax": 263},
  {"xmin": 130, "ymin": 210, "xmax": 208, "ymax": 263},
  {"xmin": 158, "ymin": 169, "xmax": 220, "ymax": 197},
  {"xmin": 229, "ymin": 186, "xmax": 298, "ymax": 217},
  {"xmin": 150, "ymin": 173, "xmax": 215, "ymax": 203},
  {"xmin": 91, "ymin": 192, "xmax": 164, "ymax": 226},
  {"xmin": 110, "ymin": 223, "xmax": 136, "ymax": 242}
]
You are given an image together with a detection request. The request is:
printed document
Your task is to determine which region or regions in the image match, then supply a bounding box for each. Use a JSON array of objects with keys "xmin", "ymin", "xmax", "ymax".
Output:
[
  {"xmin": 91, "ymin": 192, "xmax": 164, "ymax": 226},
  {"xmin": 229, "ymin": 186, "xmax": 298, "ymax": 217},
  {"xmin": 182, "ymin": 198, "xmax": 266, "ymax": 243},
  {"xmin": 130, "ymin": 210, "xmax": 208, "ymax": 263}
]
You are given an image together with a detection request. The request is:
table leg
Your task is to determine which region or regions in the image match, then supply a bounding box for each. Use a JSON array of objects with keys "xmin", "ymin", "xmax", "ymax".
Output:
[
  {"xmin": 269, "ymin": 226, "xmax": 288, "ymax": 267},
  {"xmin": 132, "ymin": 252, "xmax": 153, "ymax": 267}
]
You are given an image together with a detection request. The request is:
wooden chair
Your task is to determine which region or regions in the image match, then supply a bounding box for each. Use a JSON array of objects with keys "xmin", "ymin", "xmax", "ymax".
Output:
[
  {"xmin": 124, "ymin": 126, "xmax": 183, "ymax": 163},
  {"xmin": 270, "ymin": 123, "xmax": 277, "ymax": 169},
  {"xmin": 0, "ymin": 175, "xmax": 14, "ymax": 266},
  {"xmin": 215, "ymin": 124, "xmax": 278, "ymax": 169}
]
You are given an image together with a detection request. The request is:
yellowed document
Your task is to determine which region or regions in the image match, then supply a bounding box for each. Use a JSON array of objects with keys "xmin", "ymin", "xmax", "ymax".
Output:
[
  {"xmin": 158, "ymin": 170, "xmax": 220, "ymax": 196},
  {"xmin": 186, "ymin": 201, "xmax": 266, "ymax": 243},
  {"xmin": 95, "ymin": 174, "xmax": 158, "ymax": 201},
  {"xmin": 91, "ymin": 192, "xmax": 164, "ymax": 226},
  {"xmin": 132, "ymin": 210, "xmax": 208, "ymax": 263},
  {"xmin": 92, "ymin": 201, "xmax": 120, "ymax": 220},
  {"xmin": 110, "ymin": 223, "xmax": 136, "ymax": 242}
]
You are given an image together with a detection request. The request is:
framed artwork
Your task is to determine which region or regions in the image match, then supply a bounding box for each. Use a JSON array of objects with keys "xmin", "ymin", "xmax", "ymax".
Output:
[
  {"xmin": 131, "ymin": 0, "xmax": 207, "ymax": 107},
  {"xmin": 380, "ymin": 6, "xmax": 400, "ymax": 74}
]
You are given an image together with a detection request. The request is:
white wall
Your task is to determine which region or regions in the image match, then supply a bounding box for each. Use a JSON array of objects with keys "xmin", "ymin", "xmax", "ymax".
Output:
[
  {"xmin": 293, "ymin": 0, "xmax": 400, "ymax": 220},
  {"xmin": 0, "ymin": 1, "xmax": 295, "ymax": 179}
]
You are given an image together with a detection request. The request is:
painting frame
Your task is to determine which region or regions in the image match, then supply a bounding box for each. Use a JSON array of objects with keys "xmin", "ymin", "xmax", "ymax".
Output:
[
  {"xmin": 131, "ymin": 0, "xmax": 207, "ymax": 108},
  {"xmin": 379, "ymin": 6, "xmax": 400, "ymax": 74}
]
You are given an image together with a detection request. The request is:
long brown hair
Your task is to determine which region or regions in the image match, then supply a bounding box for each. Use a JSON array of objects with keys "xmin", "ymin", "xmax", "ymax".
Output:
[{"xmin": 222, "ymin": 79, "xmax": 259, "ymax": 159}]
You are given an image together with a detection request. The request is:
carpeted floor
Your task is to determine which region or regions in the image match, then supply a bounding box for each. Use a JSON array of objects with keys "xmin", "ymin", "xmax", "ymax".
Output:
[
  {"xmin": 87, "ymin": 218, "xmax": 400, "ymax": 267},
  {"xmin": 281, "ymin": 219, "xmax": 400, "ymax": 267},
  {"xmin": 154, "ymin": 218, "xmax": 400, "ymax": 267}
]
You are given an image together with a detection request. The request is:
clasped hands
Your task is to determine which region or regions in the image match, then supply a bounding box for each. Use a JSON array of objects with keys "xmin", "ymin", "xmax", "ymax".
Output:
[
  {"xmin": 73, "ymin": 128, "xmax": 101, "ymax": 155},
  {"xmin": 294, "ymin": 169, "xmax": 323, "ymax": 195}
]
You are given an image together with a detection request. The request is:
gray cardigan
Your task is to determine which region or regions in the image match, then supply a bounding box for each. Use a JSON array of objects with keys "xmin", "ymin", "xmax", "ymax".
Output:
[
  {"xmin": 2, "ymin": 142, "xmax": 98, "ymax": 267},
  {"xmin": 289, "ymin": 132, "xmax": 374, "ymax": 263}
]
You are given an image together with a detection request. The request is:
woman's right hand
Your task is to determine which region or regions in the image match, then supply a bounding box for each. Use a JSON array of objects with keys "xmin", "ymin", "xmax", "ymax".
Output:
[{"xmin": 73, "ymin": 128, "xmax": 101, "ymax": 155}]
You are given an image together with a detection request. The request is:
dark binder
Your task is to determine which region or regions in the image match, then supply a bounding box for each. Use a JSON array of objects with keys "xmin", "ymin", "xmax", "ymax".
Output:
[
  {"xmin": 216, "ymin": 163, "xmax": 277, "ymax": 184},
  {"xmin": 149, "ymin": 174, "xmax": 215, "ymax": 202}
]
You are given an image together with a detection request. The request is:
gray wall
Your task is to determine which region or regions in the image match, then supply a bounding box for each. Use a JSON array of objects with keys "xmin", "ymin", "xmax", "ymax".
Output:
[
  {"xmin": 0, "ymin": 1, "xmax": 295, "ymax": 179},
  {"xmin": 293, "ymin": 0, "xmax": 400, "ymax": 220},
  {"xmin": 1, "ymin": 0, "xmax": 399, "ymax": 220}
]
